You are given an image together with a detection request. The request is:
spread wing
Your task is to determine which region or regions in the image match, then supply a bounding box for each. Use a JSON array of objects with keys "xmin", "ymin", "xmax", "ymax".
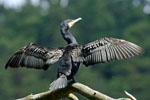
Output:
[
  {"xmin": 5, "ymin": 43, "xmax": 64, "ymax": 70},
  {"xmin": 81, "ymin": 37, "xmax": 144, "ymax": 66}
]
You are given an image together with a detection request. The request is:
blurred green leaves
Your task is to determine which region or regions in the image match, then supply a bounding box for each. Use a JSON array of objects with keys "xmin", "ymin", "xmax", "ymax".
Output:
[{"xmin": 0, "ymin": 0, "xmax": 149, "ymax": 100}]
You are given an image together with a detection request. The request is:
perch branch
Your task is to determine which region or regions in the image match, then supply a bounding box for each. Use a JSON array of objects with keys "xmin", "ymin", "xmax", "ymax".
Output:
[{"xmin": 17, "ymin": 82, "xmax": 137, "ymax": 100}]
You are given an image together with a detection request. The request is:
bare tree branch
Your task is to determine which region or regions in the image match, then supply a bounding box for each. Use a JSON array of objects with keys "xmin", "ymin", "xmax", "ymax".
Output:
[
  {"xmin": 68, "ymin": 93, "xmax": 79, "ymax": 100},
  {"xmin": 17, "ymin": 83, "xmax": 137, "ymax": 100}
]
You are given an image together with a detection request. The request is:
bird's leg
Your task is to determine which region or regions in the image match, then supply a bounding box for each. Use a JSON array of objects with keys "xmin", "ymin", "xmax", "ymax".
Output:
[
  {"xmin": 68, "ymin": 77, "xmax": 76, "ymax": 85},
  {"xmin": 72, "ymin": 77, "xmax": 76, "ymax": 83}
]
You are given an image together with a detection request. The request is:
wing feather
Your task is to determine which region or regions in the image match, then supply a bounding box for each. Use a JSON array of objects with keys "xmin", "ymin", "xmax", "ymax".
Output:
[
  {"xmin": 105, "ymin": 49, "xmax": 110, "ymax": 61},
  {"xmin": 5, "ymin": 43, "xmax": 64, "ymax": 70},
  {"xmin": 117, "ymin": 45, "xmax": 127, "ymax": 59},
  {"xmin": 82, "ymin": 37, "xmax": 144, "ymax": 66}
]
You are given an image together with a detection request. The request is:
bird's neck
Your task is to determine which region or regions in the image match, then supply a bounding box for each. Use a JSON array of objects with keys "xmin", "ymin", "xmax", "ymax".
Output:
[{"xmin": 61, "ymin": 28, "xmax": 78, "ymax": 45}]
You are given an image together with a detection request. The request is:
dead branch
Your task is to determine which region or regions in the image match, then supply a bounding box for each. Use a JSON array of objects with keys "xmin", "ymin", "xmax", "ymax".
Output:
[{"xmin": 17, "ymin": 82, "xmax": 137, "ymax": 100}]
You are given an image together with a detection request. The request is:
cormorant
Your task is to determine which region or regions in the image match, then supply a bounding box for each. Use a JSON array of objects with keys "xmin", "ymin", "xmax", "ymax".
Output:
[{"xmin": 5, "ymin": 18, "xmax": 144, "ymax": 90}]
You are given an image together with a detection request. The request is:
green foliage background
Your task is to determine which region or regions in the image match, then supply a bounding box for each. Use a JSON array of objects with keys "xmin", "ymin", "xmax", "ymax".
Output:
[{"xmin": 0, "ymin": 0, "xmax": 150, "ymax": 100}]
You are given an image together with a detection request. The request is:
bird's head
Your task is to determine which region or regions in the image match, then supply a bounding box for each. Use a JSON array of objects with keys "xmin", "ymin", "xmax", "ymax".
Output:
[{"xmin": 61, "ymin": 17, "xmax": 82, "ymax": 30}]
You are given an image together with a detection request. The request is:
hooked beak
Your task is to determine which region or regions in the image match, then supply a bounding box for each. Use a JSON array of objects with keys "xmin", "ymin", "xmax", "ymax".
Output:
[{"xmin": 68, "ymin": 17, "xmax": 82, "ymax": 28}]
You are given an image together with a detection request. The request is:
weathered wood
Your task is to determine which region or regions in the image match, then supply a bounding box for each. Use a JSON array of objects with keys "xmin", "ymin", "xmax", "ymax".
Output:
[{"xmin": 17, "ymin": 83, "xmax": 137, "ymax": 100}]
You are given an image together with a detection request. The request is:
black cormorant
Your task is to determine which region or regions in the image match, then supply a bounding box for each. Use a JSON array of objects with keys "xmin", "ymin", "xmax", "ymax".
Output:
[{"xmin": 5, "ymin": 18, "xmax": 144, "ymax": 90}]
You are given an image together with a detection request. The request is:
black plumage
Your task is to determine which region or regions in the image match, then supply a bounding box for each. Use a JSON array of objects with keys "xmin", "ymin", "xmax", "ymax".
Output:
[
  {"xmin": 5, "ymin": 18, "xmax": 144, "ymax": 90},
  {"xmin": 5, "ymin": 43, "xmax": 64, "ymax": 70}
]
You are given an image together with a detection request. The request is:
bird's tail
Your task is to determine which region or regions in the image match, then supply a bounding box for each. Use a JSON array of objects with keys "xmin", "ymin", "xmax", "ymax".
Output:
[{"xmin": 49, "ymin": 75, "xmax": 67, "ymax": 91}]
